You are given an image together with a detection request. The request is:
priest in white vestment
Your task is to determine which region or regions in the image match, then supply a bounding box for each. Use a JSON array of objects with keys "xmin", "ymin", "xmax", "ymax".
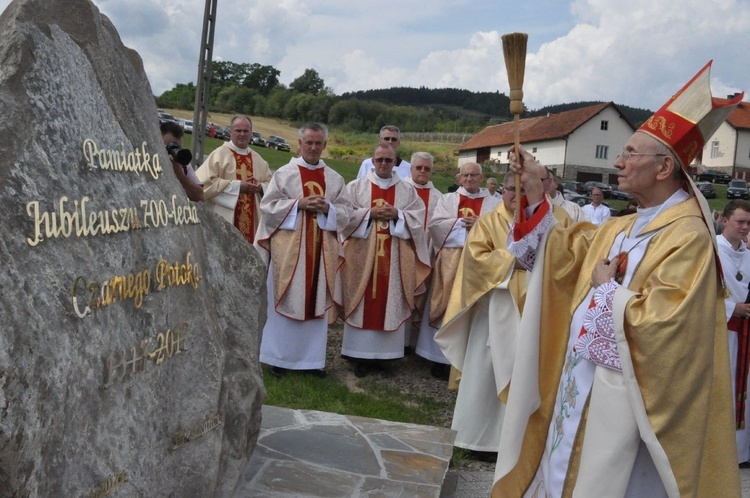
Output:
[
  {"xmin": 401, "ymin": 153, "xmax": 442, "ymax": 354},
  {"xmin": 543, "ymin": 168, "xmax": 589, "ymax": 223},
  {"xmin": 196, "ymin": 116, "xmax": 272, "ymax": 244},
  {"xmin": 355, "ymin": 125, "xmax": 411, "ymax": 180},
  {"xmin": 255, "ymin": 123, "xmax": 351, "ymax": 377},
  {"xmin": 717, "ymin": 200, "xmax": 750, "ymax": 464},
  {"xmin": 420, "ymin": 162, "xmax": 499, "ymax": 378},
  {"xmin": 340, "ymin": 144, "xmax": 430, "ymax": 377}
]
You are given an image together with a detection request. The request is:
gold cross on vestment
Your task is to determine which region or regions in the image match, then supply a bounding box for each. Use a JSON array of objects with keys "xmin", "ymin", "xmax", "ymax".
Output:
[{"xmin": 236, "ymin": 155, "xmax": 254, "ymax": 182}]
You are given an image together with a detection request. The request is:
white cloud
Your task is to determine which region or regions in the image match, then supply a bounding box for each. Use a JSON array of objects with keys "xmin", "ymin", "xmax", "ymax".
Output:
[{"xmin": 1, "ymin": 0, "xmax": 749, "ymax": 111}]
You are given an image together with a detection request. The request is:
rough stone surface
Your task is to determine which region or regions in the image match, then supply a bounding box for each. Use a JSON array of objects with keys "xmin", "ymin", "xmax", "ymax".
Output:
[{"xmin": 0, "ymin": 1, "xmax": 265, "ymax": 496}]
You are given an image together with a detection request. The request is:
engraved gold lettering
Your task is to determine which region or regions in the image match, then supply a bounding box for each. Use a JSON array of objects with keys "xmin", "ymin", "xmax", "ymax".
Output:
[
  {"xmin": 26, "ymin": 201, "xmax": 43, "ymax": 246},
  {"xmin": 71, "ymin": 276, "xmax": 91, "ymax": 318},
  {"xmin": 82, "ymin": 470, "xmax": 128, "ymax": 498},
  {"xmin": 82, "ymin": 139, "xmax": 162, "ymax": 179},
  {"xmin": 172, "ymin": 414, "xmax": 222, "ymax": 451}
]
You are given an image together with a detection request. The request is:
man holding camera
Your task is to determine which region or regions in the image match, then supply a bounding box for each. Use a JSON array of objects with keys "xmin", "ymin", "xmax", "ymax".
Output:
[{"xmin": 160, "ymin": 121, "xmax": 203, "ymax": 202}]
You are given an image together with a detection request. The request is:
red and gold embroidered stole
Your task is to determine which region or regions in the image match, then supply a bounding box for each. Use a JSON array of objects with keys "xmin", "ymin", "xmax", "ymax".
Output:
[
  {"xmin": 298, "ymin": 166, "xmax": 326, "ymax": 320},
  {"xmin": 362, "ymin": 184, "xmax": 397, "ymax": 330},
  {"xmin": 415, "ymin": 187, "xmax": 431, "ymax": 226},
  {"xmin": 457, "ymin": 195, "xmax": 484, "ymax": 220},
  {"xmin": 232, "ymin": 150, "xmax": 256, "ymax": 244}
]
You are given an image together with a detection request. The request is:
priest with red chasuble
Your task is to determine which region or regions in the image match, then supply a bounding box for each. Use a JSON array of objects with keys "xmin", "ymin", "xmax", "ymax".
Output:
[
  {"xmin": 339, "ymin": 143, "xmax": 431, "ymax": 377},
  {"xmin": 255, "ymin": 123, "xmax": 351, "ymax": 378}
]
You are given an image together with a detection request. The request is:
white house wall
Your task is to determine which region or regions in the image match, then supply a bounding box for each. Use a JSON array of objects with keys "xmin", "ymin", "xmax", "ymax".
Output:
[
  {"xmin": 565, "ymin": 107, "xmax": 633, "ymax": 178},
  {"xmin": 738, "ymin": 130, "xmax": 750, "ymax": 169},
  {"xmin": 702, "ymin": 122, "xmax": 738, "ymax": 170},
  {"xmin": 457, "ymin": 106, "xmax": 634, "ymax": 180}
]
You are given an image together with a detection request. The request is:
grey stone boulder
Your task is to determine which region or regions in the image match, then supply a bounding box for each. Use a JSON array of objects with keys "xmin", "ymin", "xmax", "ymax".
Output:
[{"xmin": 0, "ymin": 0, "xmax": 266, "ymax": 496}]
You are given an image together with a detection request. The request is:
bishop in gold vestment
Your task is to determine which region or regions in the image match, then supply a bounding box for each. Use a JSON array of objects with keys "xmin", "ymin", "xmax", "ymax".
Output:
[{"xmin": 496, "ymin": 62, "xmax": 741, "ymax": 497}]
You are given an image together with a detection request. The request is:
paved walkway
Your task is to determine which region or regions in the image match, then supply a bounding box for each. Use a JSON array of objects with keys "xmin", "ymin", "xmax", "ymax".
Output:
[
  {"xmin": 238, "ymin": 405, "xmax": 750, "ymax": 497},
  {"xmin": 442, "ymin": 467, "xmax": 750, "ymax": 497},
  {"xmin": 237, "ymin": 405, "xmax": 455, "ymax": 497}
]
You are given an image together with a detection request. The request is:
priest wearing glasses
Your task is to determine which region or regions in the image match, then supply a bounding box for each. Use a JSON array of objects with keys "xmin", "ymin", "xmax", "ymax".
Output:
[{"xmin": 492, "ymin": 61, "xmax": 741, "ymax": 498}]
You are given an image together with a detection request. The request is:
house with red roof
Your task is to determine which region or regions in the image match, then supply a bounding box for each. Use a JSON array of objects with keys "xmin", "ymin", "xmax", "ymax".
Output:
[
  {"xmin": 700, "ymin": 98, "xmax": 750, "ymax": 176},
  {"xmin": 457, "ymin": 102, "xmax": 636, "ymax": 183}
]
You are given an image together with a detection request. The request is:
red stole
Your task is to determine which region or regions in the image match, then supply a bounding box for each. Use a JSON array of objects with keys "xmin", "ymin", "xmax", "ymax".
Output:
[
  {"xmin": 298, "ymin": 166, "xmax": 327, "ymax": 320},
  {"xmin": 457, "ymin": 195, "xmax": 484, "ymax": 219},
  {"xmin": 363, "ymin": 183, "xmax": 397, "ymax": 330},
  {"xmin": 415, "ymin": 187, "xmax": 431, "ymax": 226},
  {"xmin": 232, "ymin": 150, "xmax": 256, "ymax": 244},
  {"xmin": 729, "ymin": 316, "xmax": 750, "ymax": 428}
]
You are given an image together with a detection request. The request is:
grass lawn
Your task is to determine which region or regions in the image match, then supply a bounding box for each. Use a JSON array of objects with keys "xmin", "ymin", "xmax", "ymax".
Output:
[{"xmin": 262, "ymin": 366, "xmax": 449, "ymax": 427}]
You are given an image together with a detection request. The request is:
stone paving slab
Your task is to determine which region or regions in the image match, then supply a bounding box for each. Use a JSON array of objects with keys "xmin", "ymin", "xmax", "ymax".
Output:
[
  {"xmin": 236, "ymin": 405, "xmax": 456, "ymax": 497},
  {"xmin": 441, "ymin": 468, "xmax": 750, "ymax": 497}
]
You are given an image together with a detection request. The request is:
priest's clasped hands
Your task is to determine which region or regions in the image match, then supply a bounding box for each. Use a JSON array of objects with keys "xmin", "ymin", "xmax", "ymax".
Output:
[
  {"xmin": 370, "ymin": 203, "xmax": 398, "ymax": 221},
  {"xmin": 298, "ymin": 195, "xmax": 330, "ymax": 214},
  {"xmin": 240, "ymin": 176, "xmax": 263, "ymax": 195}
]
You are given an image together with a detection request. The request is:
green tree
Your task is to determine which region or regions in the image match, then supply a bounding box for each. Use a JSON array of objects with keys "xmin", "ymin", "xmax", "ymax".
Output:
[
  {"xmin": 289, "ymin": 68, "xmax": 325, "ymax": 95},
  {"xmin": 242, "ymin": 63, "xmax": 281, "ymax": 95},
  {"xmin": 156, "ymin": 82, "xmax": 196, "ymax": 110},
  {"xmin": 211, "ymin": 61, "xmax": 250, "ymax": 86}
]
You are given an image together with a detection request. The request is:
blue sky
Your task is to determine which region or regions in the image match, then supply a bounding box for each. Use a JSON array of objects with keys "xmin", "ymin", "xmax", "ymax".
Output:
[{"xmin": 2, "ymin": 0, "xmax": 749, "ymax": 111}]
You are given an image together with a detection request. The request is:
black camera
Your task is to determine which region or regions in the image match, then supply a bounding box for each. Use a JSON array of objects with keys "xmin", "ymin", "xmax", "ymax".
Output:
[{"xmin": 165, "ymin": 141, "xmax": 192, "ymax": 167}]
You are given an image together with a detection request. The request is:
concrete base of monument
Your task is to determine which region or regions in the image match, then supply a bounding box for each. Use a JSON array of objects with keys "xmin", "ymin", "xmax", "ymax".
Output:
[{"xmin": 235, "ymin": 405, "xmax": 456, "ymax": 497}]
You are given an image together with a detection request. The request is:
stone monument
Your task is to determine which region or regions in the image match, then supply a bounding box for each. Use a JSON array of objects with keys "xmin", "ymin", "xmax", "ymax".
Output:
[{"xmin": 0, "ymin": 0, "xmax": 266, "ymax": 496}]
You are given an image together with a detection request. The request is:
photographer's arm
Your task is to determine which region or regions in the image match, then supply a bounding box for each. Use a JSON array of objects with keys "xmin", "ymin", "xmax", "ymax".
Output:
[{"xmin": 172, "ymin": 159, "xmax": 204, "ymax": 202}]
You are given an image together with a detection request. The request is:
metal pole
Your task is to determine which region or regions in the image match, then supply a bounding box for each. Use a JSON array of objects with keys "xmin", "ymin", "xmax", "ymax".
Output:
[{"xmin": 191, "ymin": 0, "xmax": 218, "ymax": 166}]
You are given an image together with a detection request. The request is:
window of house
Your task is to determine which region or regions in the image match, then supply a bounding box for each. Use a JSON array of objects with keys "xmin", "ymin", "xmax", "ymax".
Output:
[
  {"xmin": 532, "ymin": 147, "xmax": 538, "ymax": 153},
  {"xmin": 601, "ymin": 120, "xmax": 609, "ymax": 130},
  {"xmin": 711, "ymin": 141, "xmax": 719, "ymax": 159},
  {"xmin": 595, "ymin": 145, "xmax": 609, "ymax": 159}
]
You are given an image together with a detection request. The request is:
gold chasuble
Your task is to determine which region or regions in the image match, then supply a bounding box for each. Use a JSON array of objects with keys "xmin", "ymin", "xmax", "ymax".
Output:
[
  {"xmin": 363, "ymin": 184, "xmax": 397, "ymax": 330},
  {"xmin": 298, "ymin": 166, "xmax": 325, "ymax": 320},
  {"xmin": 493, "ymin": 199, "xmax": 739, "ymax": 498},
  {"xmin": 232, "ymin": 150, "xmax": 258, "ymax": 244}
]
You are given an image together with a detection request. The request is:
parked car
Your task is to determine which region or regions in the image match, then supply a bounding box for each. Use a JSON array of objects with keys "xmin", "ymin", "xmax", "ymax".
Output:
[
  {"xmin": 583, "ymin": 181, "xmax": 613, "ymax": 198},
  {"xmin": 183, "ymin": 120, "xmax": 193, "ymax": 134},
  {"xmin": 266, "ymin": 135, "xmax": 291, "ymax": 152},
  {"xmin": 564, "ymin": 192, "xmax": 591, "ymax": 207},
  {"xmin": 694, "ymin": 181, "xmax": 716, "ymax": 199},
  {"xmin": 727, "ymin": 179, "xmax": 749, "ymax": 199},
  {"xmin": 251, "ymin": 131, "xmax": 266, "ymax": 147},
  {"xmin": 610, "ymin": 184, "xmax": 634, "ymax": 200},
  {"xmin": 158, "ymin": 111, "xmax": 177, "ymax": 125},
  {"xmin": 561, "ymin": 181, "xmax": 588, "ymax": 195},
  {"xmin": 695, "ymin": 169, "xmax": 731, "ymax": 183}
]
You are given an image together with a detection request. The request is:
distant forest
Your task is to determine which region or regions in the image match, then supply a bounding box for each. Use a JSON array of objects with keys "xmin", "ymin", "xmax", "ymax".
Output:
[{"xmin": 156, "ymin": 61, "xmax": 653, "ymax": 133}]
